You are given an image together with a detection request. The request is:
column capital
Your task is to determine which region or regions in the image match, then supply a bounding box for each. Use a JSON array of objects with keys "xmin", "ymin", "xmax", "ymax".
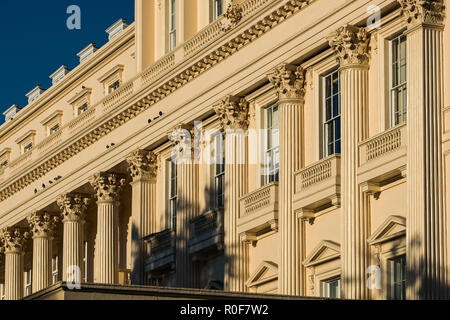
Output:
[
  {"xmin": 168, "ymin": 124, "xmax": 194, "ymax": 146},
  {"xmin": 268, "ymin": 64, "xmax": 306, "ymax": 101},
  {"xmin": 328, "ymin": 24, "xmax": 371, "ymax": 68},
  {"xmin": 89, "ymin": 172, "xmax": 126, "ymax": 202},
  {"xmin": 27, "ymin": 211, "xmax": 59, "ymax": 239},
  {"xmin": 214, "ymin": 95, "xmax": 249, "ymax": 131},
  {"xmin": 126, "ymin": 150, "xmax": 158, "ymax": 182},
  {"xmin": 399, "ymin": 0, "xmax": 445, "ymax": 27},
  {"xmin": 57, "ymin": 193, "xmax": 91, "ymax": 223},
  {"xmin": 0, "ymin": 227, "xmax": 29, "ymax": 254}
]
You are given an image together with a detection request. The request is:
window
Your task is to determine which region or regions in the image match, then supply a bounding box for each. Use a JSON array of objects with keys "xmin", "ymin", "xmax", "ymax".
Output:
[
  {"xmin": 108, "ymin": 80, "xmax": 120, "ymax": 94},
  {"xmin": 322, "ymin": 277, "xmax": 341, "ymax": 299},
  {"xmin": 78, "ymin": 103, "xmax": 89, "ymax": 116},
  {"xmin": 1, "ymin": 160, "xmax": 8, "ymax": 168},
  {"xmin": 49, "ymin": 123, "xmax": 60, "ymax": 135},
  {"xmin": 0, "ymin": 283, "xmax": 5, "ymax": 300},
  {"xmin": 389, "ymin": 255, "xmax": 406, "ymax": 300},
  {"xmin": 24, "ymin": 142, "xmax": 33, "ymax": 153},
  {"xmin": 169, "ymin": 159, "xmax": 177, "ymax": 230},
  {"xmin": 322, "ymin": 70, "xmax": 341, "ymax": 157},
  {"xmin": 169, "ymin": 0, "xmax": 177, "ymax": 51},
  {"xmin": 83, "ymin": 241, "xmax": 88, "ymax": 282},
  {"xmin": 52, "ymin": 256, "xmax": 59, "ymax": 284},
  {"xmin": 214, "ymin": 134, "xmax": 225, "ymax": 208},
  {"xmin": 389, "ymin": 34, "xmax": 407, "ymax": 127},
  {"xmin": 25, "ymin": 269, "xmax": 32, "ymax": 296},
  {"xmin": 263, "ymin": 104, "xmax": 279, "ymax": 185},
  {"xmin": 213, "ymin": 0, "xmax": 223, "ymax": 20}
]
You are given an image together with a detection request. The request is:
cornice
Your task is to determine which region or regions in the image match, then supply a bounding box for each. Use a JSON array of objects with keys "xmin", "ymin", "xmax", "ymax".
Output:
[
  {"xmin": 0, "ymin": 0, "xmax": 314, "ymax": 202},
  {"xmin": 0, "ymin": 23, "xmax": 136, "ymax": 141}
]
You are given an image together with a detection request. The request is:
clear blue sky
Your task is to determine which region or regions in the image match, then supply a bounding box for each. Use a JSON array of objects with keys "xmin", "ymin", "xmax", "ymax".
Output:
[{"xmin": 0, "ymin": 0, "xmax": 134, "ymax": 118}]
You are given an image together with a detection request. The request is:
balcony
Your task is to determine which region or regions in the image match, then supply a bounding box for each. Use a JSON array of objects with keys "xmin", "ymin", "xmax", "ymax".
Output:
[
  {"xmin": 293, "ymin": 154, "xmax": 341, "ymax": 219},
  {"xmin": 188, "ymin": 209, "xmax": 224, "ymax": 261},
  {"xmin": 358, "ymin": 123, "xmax": 407, "ymax": 183},
  {"xmin": 238, "ymin": 182, "xmax": 279, "ymax": 237},
  {"xmin": 144, "ymin": 229, "xmax": 175, "ymax": 274}
]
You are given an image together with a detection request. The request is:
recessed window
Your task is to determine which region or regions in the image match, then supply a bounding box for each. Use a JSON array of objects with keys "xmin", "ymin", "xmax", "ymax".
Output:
[
  {"xmin": 214, "ymin": 134, "xmax": 225, "ymax": 208},
  {"xmin": 0, "ymin": 160, "xmax": 8, "ymax": 168},
  {"xmin": 389, "ymin": 34, "xmax": 407, "ymax": 127},
  {"xmin": 263, "ymin": 104, "xmax": 279, "ymax": 185},
  {"xmin": 78, "ymin": 103, "xmax": 89, "ymax": 116},
  {"xmin": 108, "ymin": 80, "xmax": 120, "ymax": 94},
  {"xmin": 322, "ymin": 277, "xmax": 341, "ymax": 299},
  {"xmin": 322, "ymin": 70, "xmax": 341, "ymax": 158},
  {"xmin": 169, "ymin": 159, "xmax": 177, "ymax": 230},
  {"xmin": 25, "ymin": 269, "xmax": 32, "ymax": 296},
  {"xmin": 52, "ymin": 256, "xmax": 59, "ymax": 284},
  {"xmin": 213, "ymin": 0, "xmax": 223, "ymax": 20},
  {"xmin": 49, "ymin": 124, "xmax": 60, "ymax": 135},
  {"xmin": 169, "ymin": 0, "xmax": 177, "ymax": 51},
  {"xmin": 389, "ymin": 255, "xmax": 406, "ymax": 300},
  {"xmin": 24, "ymin": 143, "xmax": 33, "ymax": 153}
]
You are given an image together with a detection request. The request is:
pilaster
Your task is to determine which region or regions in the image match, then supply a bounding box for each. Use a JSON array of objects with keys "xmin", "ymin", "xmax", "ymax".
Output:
[
  {"xmin": 126, "ymin": 149, "xmax": 158, "ymax": 285},
  {"xmin": 27, "ymin": 212, "xmax": 58, "ymax": 293},
  {"xmin": 214, "ymin": 95, "xmax": 249, "ymax": 292},
  {"xmin": 329, "ymin": 24, "xmax": 371, "ymax": 299},
  {"xmin": 268, "ymin": 63, "xmax": 306, "ymax": 295},
  {"xmin": 89, "ymin": 172, "xmax": 126, "ymax": 284},
  {"xmin": 398, "ymin": 0, "xmax": 448, "ymax": 299}
]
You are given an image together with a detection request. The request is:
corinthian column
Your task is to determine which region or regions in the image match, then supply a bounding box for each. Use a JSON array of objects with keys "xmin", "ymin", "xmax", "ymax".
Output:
[
  {"xmin": 169, "ymin": 124, "xmax": 199, "ymax": 288},
  {"xmin": 0, "ymin": 228, "xmax": 29, "ymax": 300},
  {"xmin": 214, "ymin": 96, "xmax": 249, "ymax": 292},
  {"xmin": 126, "ymin": 149, "xmax": 158, "ymax": 285},
  {"xmin": 27, "ymin": 212, "xmax": 58, "ymax": 293},
  {"xmin": 329, "ymin": 25, "xmax": 371, "ymax": 299},
  {"xmin": 268, "ymin": 64, "xmax": 306, "ymax": 296},
  {"xmin": 399, "ymin": 0, "xmax": 447, "ymax": 300},
  {"xmin": 57, "ymin": 193, "xmax": 90, "ymax": 282},
  {"xmin": 89, "ymin": 172, "xmax": 126, "ymax": 284}
]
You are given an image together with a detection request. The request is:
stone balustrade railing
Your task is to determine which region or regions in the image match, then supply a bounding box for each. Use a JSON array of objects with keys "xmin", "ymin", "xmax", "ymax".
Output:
[
  {"xmin": 190, "ymin": 209, "xmax": 223, "ymax": 239},
  {"xmin": 37, "ymin": 130, "xmax": 63, "ymax": 154},
  {"xmin": 239, "ymin": 182, "xmax": 278, "ymax": 218},
  {"xmin": 102, "ymin": 81, "xmax": 134, "ymax": 111},
  {"xmin": 359, "ymin": 123, "xmax": 406, "ymax": 166},
  {"xmin": 295, "ymin": 154, "xmax": 341, "ymax": 192},
  {"xmin": 184, "ymin": 18, "xmax": 225, "ymax": 57},
  {"xmin": 145, "ymin": 229, "xmax": 175, "ymax": 258}
]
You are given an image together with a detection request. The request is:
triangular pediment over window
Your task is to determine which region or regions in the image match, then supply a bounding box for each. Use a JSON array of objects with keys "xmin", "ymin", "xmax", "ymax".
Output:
[
  {"xmin": 246, "ymin": 261, "xmax": 278, "ymax": 288},
  {"xmin": 303, "ymin": 240, "xmax": 341, "ymax": 268},
  {"xmin": 367, "ymin": 215, "xmax": 406, "ymax": 246}
]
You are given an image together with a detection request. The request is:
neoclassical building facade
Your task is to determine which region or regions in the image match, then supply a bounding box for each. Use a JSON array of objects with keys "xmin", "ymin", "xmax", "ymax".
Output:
[{"xmin": 0, "ymin": 0, "xmax": 449, "ymax": 300}]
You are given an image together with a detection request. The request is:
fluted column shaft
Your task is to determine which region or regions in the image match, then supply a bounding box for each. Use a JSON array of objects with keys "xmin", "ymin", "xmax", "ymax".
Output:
[
  {"xmin": 127, "ymin": 150, "xmax": 158, "ymax": 285},
  {"xmin": 329, "ymin": 25, "xmax": 371, "ymax": 299},
  {"xmin": 402, "ymin": 7, "xmax": 447, "ymax": 299},
  {"xmin": 1, "ymin": 228, "xmax": 28, "ymax": 300},
  {"xmin": 340, "ymin": 66, "xmax": 369, "ymax": 299},
  {"xmin": 57, "ymin": 194, "xmax": 90, "ymax": 283},
  {"xmin": 5, "ymin": 251, "xmax": 23, "ymax": 300},
  {"xmin": 96, "ymin": 200, "xmax": 119, "ymax": 284},
  {"xmin": 89, "ymin": 172, "xmax": 125, "ymax": 285},
  {"xmin": 224, "ymin": 130, "xmax": 248, "ymax": 292}
]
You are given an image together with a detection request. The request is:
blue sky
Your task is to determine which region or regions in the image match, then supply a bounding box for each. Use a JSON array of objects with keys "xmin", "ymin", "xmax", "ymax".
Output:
[{"xmin": 0, "ymin": 0, "xmax": 134, "ymax": 118}]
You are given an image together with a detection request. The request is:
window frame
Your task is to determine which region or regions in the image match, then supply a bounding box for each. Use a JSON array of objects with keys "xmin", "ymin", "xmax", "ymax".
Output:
[
  {"xmin": 83, "ymin": 240, "xmax": 88, "ymax": 282},
  {"xmin": 169, "ymin": 0, "xmax": 177, "ymax": 51},
  {"xmin": 321, "ymin": 276, "xmax": 341, "ymax": 299},
  {"xmin": 0, "ymin": 283, "xmax": 5, "ymax": 300},
  {"xmin": 263, "ymin": 103, "xmax": 280, "ymax": 186},
  {"xmin": 213, "ymin": 0, "xmax": 223, "ymax": 20},
  {"xmin": 388, "ymin": 33, "xmax": 407, "ymax": 128},
  {"xmin": 24, "ymin": 268, "xmax": 32, "ymax": 297},
  {"xmin": 213, "ymin": 133, "xmax": 225, "ymax": 208},
  {"xmin": 52, "ymin": 255, "xmax": 59, "ymax": 284},
  {"xmin": 321, "ymin": 69, "xmax": 341, "ymax": 158},
  {"xmin": 168, "ymin": 158, "xmax": 177, "ymax": 230},
  {"xmin": 388, "ymin": 254, "xmax": 406, "ymax": 300}
]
